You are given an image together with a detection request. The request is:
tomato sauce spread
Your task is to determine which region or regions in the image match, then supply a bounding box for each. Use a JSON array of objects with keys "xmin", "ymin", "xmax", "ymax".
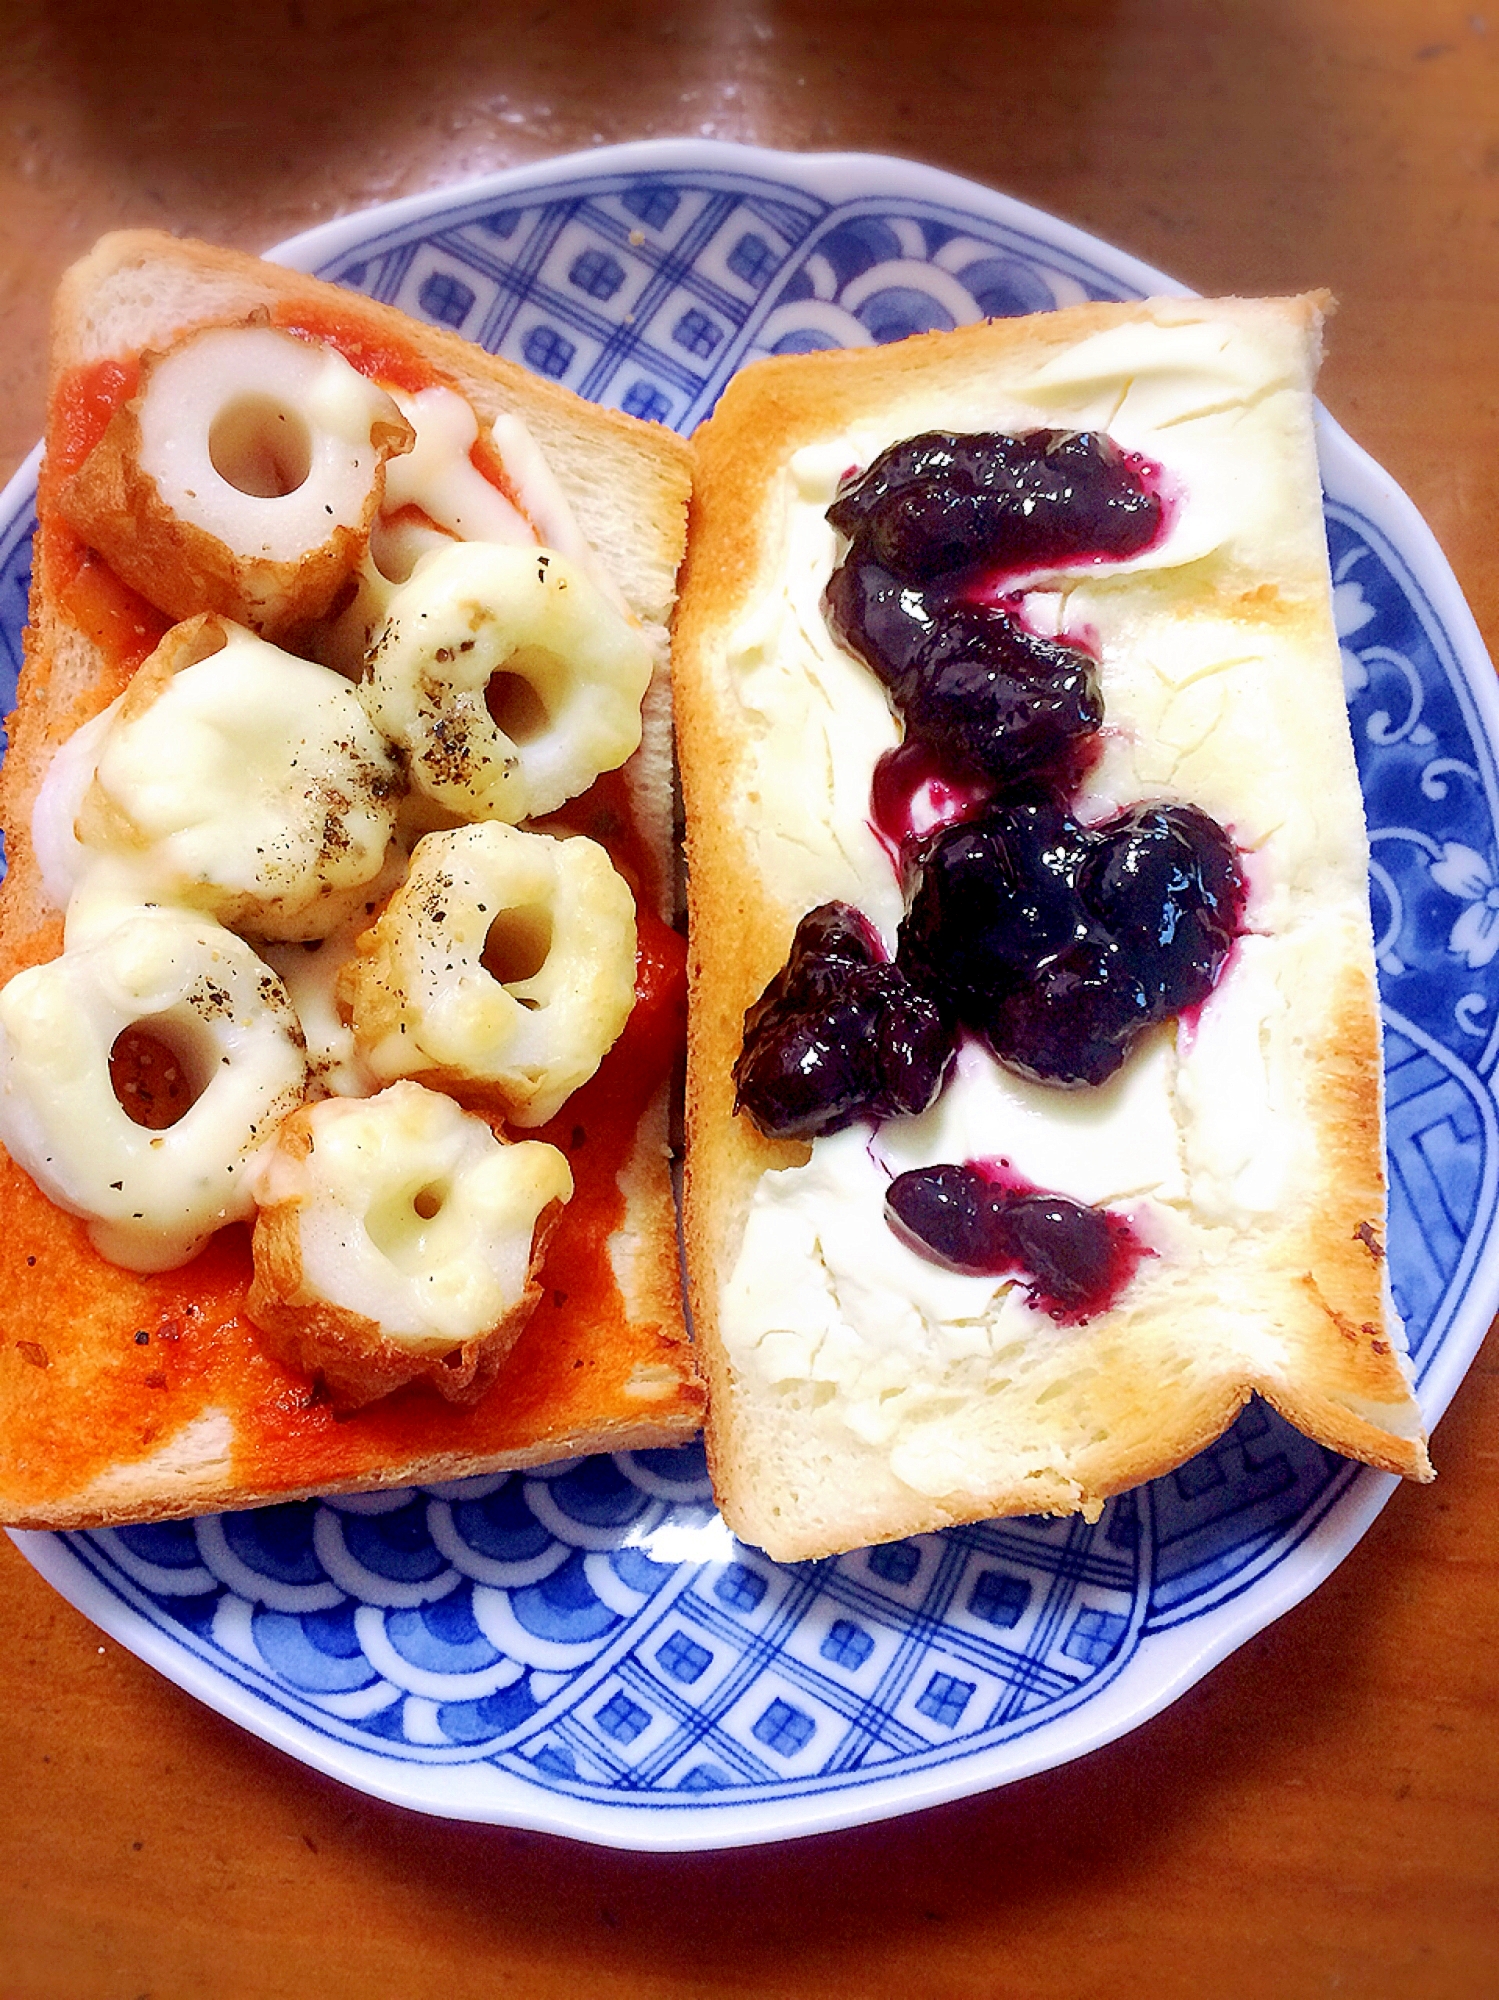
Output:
[
  {"xmin": 0, "ymin": 315, "xmax": 696, "ymax": 1519},
  {"xmin": 272, "ymin": 303, "xmax": 529, "ymax": 517}
]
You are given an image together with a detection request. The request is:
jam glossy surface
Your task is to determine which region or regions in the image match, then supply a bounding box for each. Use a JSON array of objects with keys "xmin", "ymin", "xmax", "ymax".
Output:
[
  {"xmin": 829, "ymin": 557, "xmax": 1105, "ymax": 789},
  {"xmin": 733, "ymin": 904, "xmax": 953, "ymax": 1140},
  {"xmin": 827, "ymin": 429, "xmax": 1163, "ymax": 585},
  {"xmin": 826, "ymin": 431, "xmax": 1159, "ymax": 801},
  {"xmin": 884, "ymin": 1160, "xmax": 1147, "ymax": 1321},
  {"xmin": 870, "ymin": 739, "xmax": 994, "ymax": 849},
  {"xmin": 899, "ymin": 799, "xmax": 1242, "ymax": 1086}
]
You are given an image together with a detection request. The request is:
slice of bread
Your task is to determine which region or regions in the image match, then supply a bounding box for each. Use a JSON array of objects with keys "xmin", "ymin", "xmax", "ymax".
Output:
[
  {"xmin": 674, "ymin": 295, "xmax": 1431, "ymax": 1563},
  {"xmin": 0, "ymin": 231, "xmax": 703, "ymax": 1530}
]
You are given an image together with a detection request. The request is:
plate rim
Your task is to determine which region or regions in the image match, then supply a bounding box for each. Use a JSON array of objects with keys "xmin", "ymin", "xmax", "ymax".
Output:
[{"xmin": 4, "ymin": 136, "xmax": 1495, "ymax": 1851}]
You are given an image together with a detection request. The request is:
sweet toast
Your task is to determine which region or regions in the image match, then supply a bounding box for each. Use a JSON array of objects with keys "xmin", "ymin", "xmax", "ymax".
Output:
[{"xmin": 674, "ymin": 296, "xmax": 1431, "ymax": 1561}]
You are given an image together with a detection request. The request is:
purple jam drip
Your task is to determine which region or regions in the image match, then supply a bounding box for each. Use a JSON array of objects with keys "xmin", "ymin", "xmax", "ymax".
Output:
[
  {"xmin": 870, "ymin": 740, "xmax": 994, "ymax": 850},
  {"xmin": 827, "ymin": 565, "xmax": 1106, "ymax": 793},
  {"xmin": 898, "ymin": 798, "xmax": 1243, "ymax": 1088},
  {"xmin": 884, "ymin": 1159, "xmax": 1149, "ymax": 1322},
  {"xmin": 733, "ymin": 903, "xmax": 955, "ymax": 1141}
]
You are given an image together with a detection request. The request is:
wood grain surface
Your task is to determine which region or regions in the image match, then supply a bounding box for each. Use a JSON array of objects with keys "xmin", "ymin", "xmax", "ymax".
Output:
[{"xmin": 1, "ymin": 2, "xmax": 1496, "ymax": 1994}]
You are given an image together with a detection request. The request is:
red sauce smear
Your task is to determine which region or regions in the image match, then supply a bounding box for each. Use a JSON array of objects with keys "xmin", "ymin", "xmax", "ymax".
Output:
[
  {"xmin": 57, "ymin": 551, "xmax": 169, "ymax": 677},
  {"xmin": 50, "ymin": 355, "xmax": 139, "ymax": 477},
  {"xmin": 0, "ymin": 904, "xmax": 692, "ymax": 1517},
  {"xmin": 0, "ymin": 329, "xmax": 698, "ymax": 1519}
]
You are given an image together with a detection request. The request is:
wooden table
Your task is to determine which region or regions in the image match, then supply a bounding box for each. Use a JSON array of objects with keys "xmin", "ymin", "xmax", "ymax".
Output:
[{"xmin": 2, "ymin": 2, "xmax": 1496, "ymax": 1992}]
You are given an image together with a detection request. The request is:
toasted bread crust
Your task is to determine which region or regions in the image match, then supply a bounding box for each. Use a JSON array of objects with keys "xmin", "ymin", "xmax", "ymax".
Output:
[
  {"xmin": 674, "ymin": 297, "xmax": 1429, "ymax": 1562},
  {"xmin": 0, "ymin": 233, "xmax": 702, "ymax": 1530}
]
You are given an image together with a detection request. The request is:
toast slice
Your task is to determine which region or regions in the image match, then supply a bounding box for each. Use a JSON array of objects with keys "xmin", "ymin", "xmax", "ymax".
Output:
[
  {"xmin": 674, "ymin": 296, "xmax": 1430, "ymax": 1562},
  {"xmin": 0, "ymin": 231, "xmax": 703, "ymax": 1530}
]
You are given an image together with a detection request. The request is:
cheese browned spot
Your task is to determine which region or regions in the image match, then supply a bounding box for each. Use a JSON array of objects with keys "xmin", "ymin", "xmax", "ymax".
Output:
[
  {"xmin": 248, "ymin": 1081, "xmax": 573, "ymax": 1409},
  {"xmin": 359, "ymin": 541, "xmax": 653, "ymax": 823},
  {"xmin": 341, "ymin": 821, "xmax": 638, "ymax": 1127}
]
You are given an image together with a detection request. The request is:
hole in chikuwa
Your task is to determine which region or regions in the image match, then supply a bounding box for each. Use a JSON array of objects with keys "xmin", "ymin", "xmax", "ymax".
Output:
[
  {"xmin": 109, "ymin": 1021, "xmax": 210, "ymax": 1129},
  {"xmin": 482, "ymin": 904, "xmax": 553, "ymax": 1004},
  {"xmin": 485, "ymin": 660, "xmax": 551, "ymax": 744},
  {"xmin": 209, "ymin": 394, "xmax": 314, "ymax": 498}
]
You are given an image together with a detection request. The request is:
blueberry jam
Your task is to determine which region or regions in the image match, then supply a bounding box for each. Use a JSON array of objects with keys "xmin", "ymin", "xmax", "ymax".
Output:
[
  {"xmin": 824, "ymin": 430, "xmax": 1159, "ymax": 798},
  {"xmin": 733, "ymin": 425, "xmax": 1237, "ymax": 1321},
  {"xmin": 733, "ymin": 904, "xmax": 954, "ymax": 1141},
  {"xmin": 898, "ymin": 799, "xmax": 1242, "ymax": 1086},
  {"xmin": 827, "ymin": 562, "xmax": 1106, "ymax": 789},
  {"xmin": 885, "ymin": 1161, "xmax": 1147, "ymax": 1322},
  {"xmin": 826, "ymin": 430, "xmax": 1163, "ymax": 585}
]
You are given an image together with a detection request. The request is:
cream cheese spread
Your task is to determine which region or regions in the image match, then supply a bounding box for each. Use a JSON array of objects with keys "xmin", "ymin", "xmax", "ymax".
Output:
[{"xmin": 717, "ymin": 315, "xmax": 1370, "ymax": 1470}]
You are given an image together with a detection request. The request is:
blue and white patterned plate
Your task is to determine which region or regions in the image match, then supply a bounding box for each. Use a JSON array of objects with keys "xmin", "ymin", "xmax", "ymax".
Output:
[{"xmin": 5, "ymin": 141, "xmax": 1496, "ymax": 1851}]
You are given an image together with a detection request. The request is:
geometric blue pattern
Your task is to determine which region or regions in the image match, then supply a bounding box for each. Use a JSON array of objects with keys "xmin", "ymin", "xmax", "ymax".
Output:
[
  {"xmin": 656, "ymin": 1631, "xmax": 713, "ymax": 1684},
  {"xmin": 1063, "ymin": 1610, "xmax": 1129, "ymax": 1669},
  {"xmin": 568, "ymin": 248, "xmax": 625, "ymax": 303},
  {"xmin": 867, "ymin": 1541, "xmax": 922, "ymax": 1588},
  {"xmin": 417, "ymin": 269, "xmax": 475, "ymax": 330},
  {"xmin": 596, "ymin": 1693, "xmax": 651, "ymax": 1745},
  {"xmin": 753, "ymin": 1699, "xmax": 817, "ymax": 1757},
  {"xmin": 308, "ymin": 164, "xmax": 1126, "ymax": 436},
  {"xmin": 713, "ymin": 1563, "xmax": 767, "ymax": 1615},
  {"xmin": 915, "ymin": 1674, "xmax": 975, "ymax": 1729},
  {"xmin": 820, "ymin": 1620, "xmax": 875, "ymax": 1671},
  {"xmin": 969, "ymin": 1570, "xmax": 1031, "ymax": 1629},
  {"xmin": 6, "ymin": 143, "xmax": 1496, "ymax": 1849}
]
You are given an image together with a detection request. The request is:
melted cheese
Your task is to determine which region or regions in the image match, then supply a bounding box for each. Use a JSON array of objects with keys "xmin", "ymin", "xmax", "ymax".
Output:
[
  {"xmin": 255, "ymin": 1082, "xmax": 572, "ymax": 1346},
  {"xmin": 317, "ymin": 388, "xmax": 616, "ymax": 675},
  {"xmin": 343, "ymin": 821, "xmax": 638, "ymax": 1126},
  {"xmin": 381, "ymin": 386, "xmax": 533, "ymax": 549},
  {"xmin": 15, "ymin": 361, "xmax": 648, "ymax": 1279},
  {"xmin": 0, "ymin": 909, "xmax": 307, "ymax": 1271},
  {"xmin": 74, "ymin": 621, "xmax": 401, "ymax": 942},
  {"xmin": 359, "ymin": 541, "xmax": 652, "ymax": 824}
]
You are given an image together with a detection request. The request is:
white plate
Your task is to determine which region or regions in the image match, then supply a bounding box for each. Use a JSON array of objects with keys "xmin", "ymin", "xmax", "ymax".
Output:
[{"xmin": 5, "ymin": 140, "xmax": 1497, "ymax": 1851}]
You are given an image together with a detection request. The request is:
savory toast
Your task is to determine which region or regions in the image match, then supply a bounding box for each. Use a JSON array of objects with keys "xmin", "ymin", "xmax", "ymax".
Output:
[{"xmin": 0, "ymin": 231, "xmax": 704, "ymax": 1530}]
